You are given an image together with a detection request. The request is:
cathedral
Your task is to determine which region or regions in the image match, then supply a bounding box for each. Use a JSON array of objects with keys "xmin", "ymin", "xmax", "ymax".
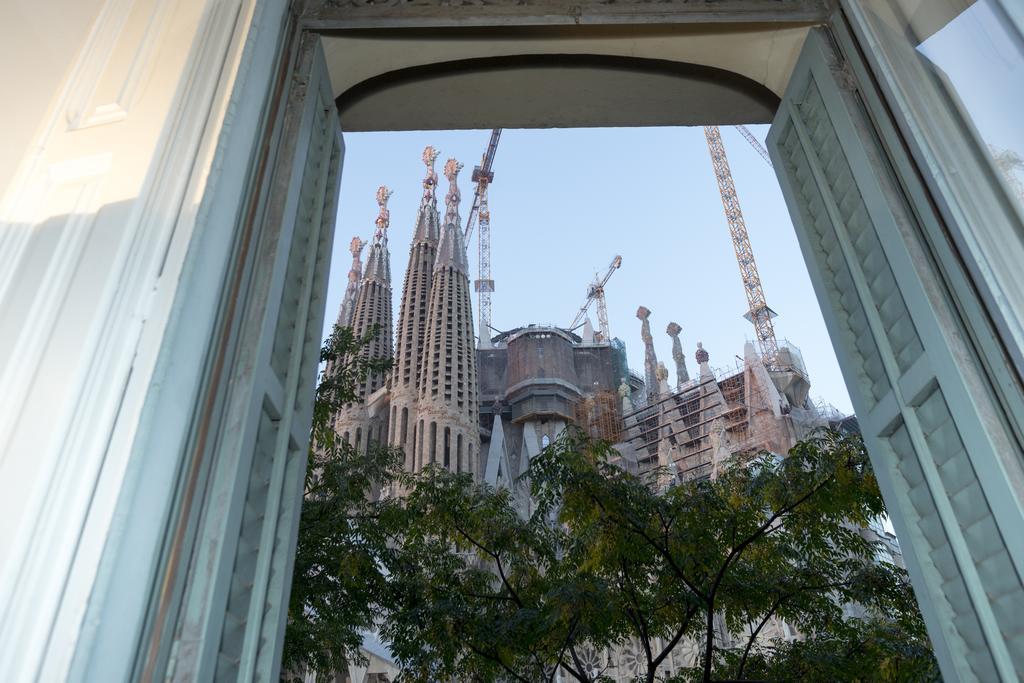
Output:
[
  {"xmin": 330, "ymin": 146, "xmax": 637, "ymax": 499},
  {"xmin": 332, "ymin": 147, "xmax": 481, "ymax": 479},
  {"xmin": 330, "ymin": 146, "xmax": 904, "ymax": 683},
  {"xmin": 330, "ymin": 145, "xmax": 854, "ymax": 503}
]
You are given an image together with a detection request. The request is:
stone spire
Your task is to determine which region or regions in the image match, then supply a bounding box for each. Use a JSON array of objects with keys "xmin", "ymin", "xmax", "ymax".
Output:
[
  {"xmin": 696, "ymin": 341, "xmax": 713, "ymax": 380},
  {"xmin": 415, "ymin": 159, "xmax": 479, "ymax": 476},
  {"xmin": 413, "ymin": 145, "xmax": 442, "ymax": 243},
  {"xmin": 323, "ymin": 237, "xmax": 365, "ymax": 388},
  {"xmin": 618, "ymin": 378, "xmax": 634, "ymax": 414},
  {"xmin": 637, "ymin": 306, "xmax": 659, "ymax": 402},
  {"xmin": 582, "ymin": 318, "xmax": 596, "ymax": 344},
  {"xmin": 693, "ymin": 341, "xmax": 727, "ymax": 479},
  {"xmin": 336, "ymin": 187, "xmax": 394, "ymax": 454},
  {"xmin": 656, "ymin": 403, "xmax": 680, "ymax": 491},
  {"xmin": 363, "ymin": 185, "xmax": 392, "ymax": 284},
  {"xmin": 656, "ymin": 362, "xmax": 671, "ymax": 396},
  {"xmin": 434, "ymin": 158, "xmax": 470, "ymax": 274},
  {"xmin": 390, "ymin": 148, "xmax": 443, "ymax": 465},
  {"xmin": 338, "ymin": 237, "xmax": 365, "ymax": 329},
  {"xmin": 666, "ymin": 322, "xmax": 689, "ymax": 389}
]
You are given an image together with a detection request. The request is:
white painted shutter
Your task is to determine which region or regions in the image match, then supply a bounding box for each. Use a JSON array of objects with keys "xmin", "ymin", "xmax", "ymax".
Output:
[
  {"xmin": 166, "ymin": 36, "xmax": 343, "ymax": 683},
  {"xmin": 768, "ymin": 28, "xmax": 1024, "ymax": 682}
]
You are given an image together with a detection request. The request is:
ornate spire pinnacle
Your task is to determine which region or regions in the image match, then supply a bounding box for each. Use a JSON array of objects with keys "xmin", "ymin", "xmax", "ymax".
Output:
[
  {"xmin": 374, "ymin": 185, "xmax": 392, "ymax": 244},
  {"xmin": 666, "ymin": 322, "xmax": 689, "ymax": 388},
  {"xmin": 695, "ymin": 341, "xmax": 709, "ymax": 364},
  {"xmin": 412, "ymin": 147, "xmax": 442, "ymax": 244},
  {"xmin": 436, "ymin": 158, "xmax": 468, "ymax": 273},
  {"xmin": 443, "ymin": 158, "xmax": 463, "ymax": 227},
  {"xmin": 637, "ymin": 306, "xmax": 659, "ymax": 403},
  {"xmin": 350, "ymin": 236, "xmax": 365, "ymax": 261},
  {"xmin": 656, "ymin": 361, "xmax": 671, "ymax": 397},
  {"xmin": 364, "ymin": 186, "xmax": 392, "ymax": 284},
  {"xmin": 338, "ymin": 236, "xmax": 365, "ymax": 328},
  {"xmin": 422, "ymin": 145, "xmax": 440, "ymax": 197},
  {"xmin": 696, "ymin": 341, "xmax": 714, "ymax": 380}
]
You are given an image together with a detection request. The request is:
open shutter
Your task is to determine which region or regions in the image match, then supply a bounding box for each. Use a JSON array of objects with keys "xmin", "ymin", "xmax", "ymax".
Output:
[
  {"xmin": 769, "ymin": 27, "xmax": 1024, "ymax": 682},
  {"xmin": 164, "ymin": 35, "xmax": 342, "ymax": 683}
]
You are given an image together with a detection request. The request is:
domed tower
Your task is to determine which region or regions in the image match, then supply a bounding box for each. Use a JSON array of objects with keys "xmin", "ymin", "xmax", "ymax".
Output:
[
  {"xmin": 389, "ymin": 147, "xmax": 442, "ymax": 468},
  {"xmin": 336, "ymin": 186, "xmax": 394, "ymax": 454},
  {"xmin": 414, "ymin": 159, "xmax": 480, "ymax": 475}
]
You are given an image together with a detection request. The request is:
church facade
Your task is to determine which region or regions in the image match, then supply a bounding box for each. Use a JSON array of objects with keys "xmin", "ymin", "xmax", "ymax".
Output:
[
  {"xmin": 334, "ymin": 149, "xmax": 482, "ymax": 481},
  {"xmin": 331, "ymin": 146, "xmax": 849, "ymax": 506}
]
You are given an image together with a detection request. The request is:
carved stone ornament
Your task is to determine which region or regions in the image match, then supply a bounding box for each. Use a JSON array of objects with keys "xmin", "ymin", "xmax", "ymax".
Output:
[
  {"xmin": 695, "ymin": 341, "xmax": 710, "ymax": 365},
  {"xmin": 374, "ymin": 185, "xmax": 393, "ymax": 241},
  {"xmin": 324, "ymin": 0, "xmax": 823, "ymax": 11},
  {"xmin": 422, "ymin": 145, "xmax": 440, "ymax": 195},
  {"xmin": 311, "ymin": 0, "xmax": 833, "ymax": 31}
]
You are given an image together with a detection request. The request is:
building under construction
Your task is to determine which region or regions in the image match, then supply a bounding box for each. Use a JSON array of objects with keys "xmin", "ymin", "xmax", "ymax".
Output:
[
  {"xmin": 329, "ymin": 136, "xmax": 904, "ymax": 682},
  {"xmin": 614, "ymin": 309, "xmax": 826, "ymax": 484},
  {"xmin": 330, "ymin": 131, "xmax": 849, "ymax": 496},
  {"xmin": 349, "ymin": 121, "xmax": 838, "ymax": 459},
  {"xmin": 476, "ymin": 322, "xmax": 641, "ymax": 507}
]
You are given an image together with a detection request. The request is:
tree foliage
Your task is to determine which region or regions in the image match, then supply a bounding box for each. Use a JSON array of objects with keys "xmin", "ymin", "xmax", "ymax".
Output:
[
  {"xmin": 284, "ymin": 326, "xmax": 938, "ymax": 682},
  {"xmin": 282, "ymin": 325, "xmax": 404, "ymax": 678},
  {"xmin": 383, "ymin": 429, "xmax": 937, "ymax": 682}
]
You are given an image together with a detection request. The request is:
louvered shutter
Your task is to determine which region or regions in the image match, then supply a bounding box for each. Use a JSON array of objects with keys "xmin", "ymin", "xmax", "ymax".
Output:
[
  {"xmin": 166, "ymin": 36, "xmax": 343, "ymax": 683},
  {"xmin": 769, "ymin": 28, "xmax": 1024, "ymax": 682}
]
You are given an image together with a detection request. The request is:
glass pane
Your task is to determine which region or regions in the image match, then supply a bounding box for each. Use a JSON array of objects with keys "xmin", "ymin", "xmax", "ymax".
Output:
[
  {"xmin": 849, "ymin": 0, "xmax": 1024, "ymax": 374},
  {"xmin": 920, "ymin": 2, "xmax": 1023, "ymax": 207},
  {"xmin": 859, "ymin": 0, "xmax": 1024, "ymax": 212}
]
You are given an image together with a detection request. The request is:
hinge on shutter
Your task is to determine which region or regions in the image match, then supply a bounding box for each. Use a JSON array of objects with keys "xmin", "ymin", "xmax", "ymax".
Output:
[{"xmin": 822, "ymin": 26, "xmax": 858, "ymax": 92}]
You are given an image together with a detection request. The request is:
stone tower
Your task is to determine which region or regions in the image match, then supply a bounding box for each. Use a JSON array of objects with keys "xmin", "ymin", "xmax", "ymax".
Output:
[
  {"xmin": 637, "ymin": 305, "xmax": 660, "ymax": 402},
  {"xmin": 338, "ymin": 236, "xmax": 366, "ymax": 329},
  {"xmin": 323, "ymin": 236, "xmax": 365, "ymax": 384},
  {"xmin": 389, "ymin": 147, "xmax": 441, "ymax": 468},
  {"xmin": 414, "ymin": 158, "xmax": 479, "ymax": 475},
  {"xmin": 337, "ymin": 186, "xmax": 394, "ymax": 453},
  {"xmin": 666, "ymin": 321, "xmax": 689, "ymax": 388}
]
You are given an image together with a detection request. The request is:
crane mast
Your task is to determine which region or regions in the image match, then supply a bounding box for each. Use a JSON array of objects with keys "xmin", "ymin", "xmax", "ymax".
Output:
[
  {"xmin": 703, "ymin": 125, "xmax": 779, "ymax": 367},
  {"xmin": 569, "ymin": 255, "xmax": 622, "ymax": 341},
  {"xmin": 464, "ymin": 129, "xmax": 501, "ymax": 244},
  {"xmin": 466, "ymin": 129, "xmax": 502, "ymax": 348},
  {"xmin": 734, "ymin": 125, "xmax": 774, "ymax": 168}
]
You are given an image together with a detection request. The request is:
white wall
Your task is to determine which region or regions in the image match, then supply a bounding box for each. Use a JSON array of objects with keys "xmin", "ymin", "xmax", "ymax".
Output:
[
  {"xmin": 0, "ymin": 0, "xmax": 276, "ymax": 678},
  {"xmin": 0, "ymin": 0, "xmax": 105, "ymax": 190}
]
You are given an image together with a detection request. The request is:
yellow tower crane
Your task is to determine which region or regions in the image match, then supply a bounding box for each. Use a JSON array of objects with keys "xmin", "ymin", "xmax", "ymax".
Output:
[{"xmin": 703, "ymin": 125, "xmax": 779, "ymax": 368}]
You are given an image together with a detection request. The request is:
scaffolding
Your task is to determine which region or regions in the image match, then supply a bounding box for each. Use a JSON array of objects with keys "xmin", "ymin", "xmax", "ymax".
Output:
[
  {"xmin": 619, "ymin": 357, "xmax": 793, "ymax": 481},
  {"xmin": 573, "ymin": 390, "xmax": 623, "ymax": 443}
]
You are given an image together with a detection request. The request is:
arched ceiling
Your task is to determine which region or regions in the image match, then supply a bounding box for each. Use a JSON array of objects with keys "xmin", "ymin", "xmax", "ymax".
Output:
[{"xmin": 321, "ymin": 23, "xmax": 814, "ymax": 131}]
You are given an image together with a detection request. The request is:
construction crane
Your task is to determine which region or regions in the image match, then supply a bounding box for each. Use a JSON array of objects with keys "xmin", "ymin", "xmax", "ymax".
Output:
[
  {"xmin": 703, "ymin": 125, "xmax": 779, "ymax": 368},
  {"xmin": 465, "ymin": 128, "xmax": 502, "ymax": 347},
  {"xmin": 464, "ymin": 129, "xmax": 501, "ymax": 243},
  {"xmin": 569, "ymin": 255, "xmax": 622, "ymax": 342},
  {"xmin": 734, "ymin": 125, "xmax": 773, "ymax": 168}
]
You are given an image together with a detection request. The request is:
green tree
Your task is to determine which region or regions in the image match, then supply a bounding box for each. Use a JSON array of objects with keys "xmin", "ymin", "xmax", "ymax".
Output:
[
  {"xmin": 282, "ymin": 325, "xmax": 404, "ymax": 679},
  {"xmin": 284, "ymin": 327, "xmax": 936, "ymax": 682},
  {"xmin": 381, "ymin": 428, "xmax": 938, "ymax": 683}
]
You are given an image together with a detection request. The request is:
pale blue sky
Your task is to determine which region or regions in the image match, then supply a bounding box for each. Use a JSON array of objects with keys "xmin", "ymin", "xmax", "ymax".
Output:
[{"xmin": 325, "ymin": 126, "xmax": 854, "ymax": 414}]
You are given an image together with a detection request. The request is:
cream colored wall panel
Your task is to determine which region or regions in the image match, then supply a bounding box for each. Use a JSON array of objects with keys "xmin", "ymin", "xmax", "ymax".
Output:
[
  {"xmin": 66, "ymin": 0, "xmax": 176, "ymax": 130},
  {"xmin": 0, "ymin": 0, "xmax": 265, "ymax": 677},
  {"xmin": 0, "ymin": 0, "xmax": 106, "ymax": 190}
]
